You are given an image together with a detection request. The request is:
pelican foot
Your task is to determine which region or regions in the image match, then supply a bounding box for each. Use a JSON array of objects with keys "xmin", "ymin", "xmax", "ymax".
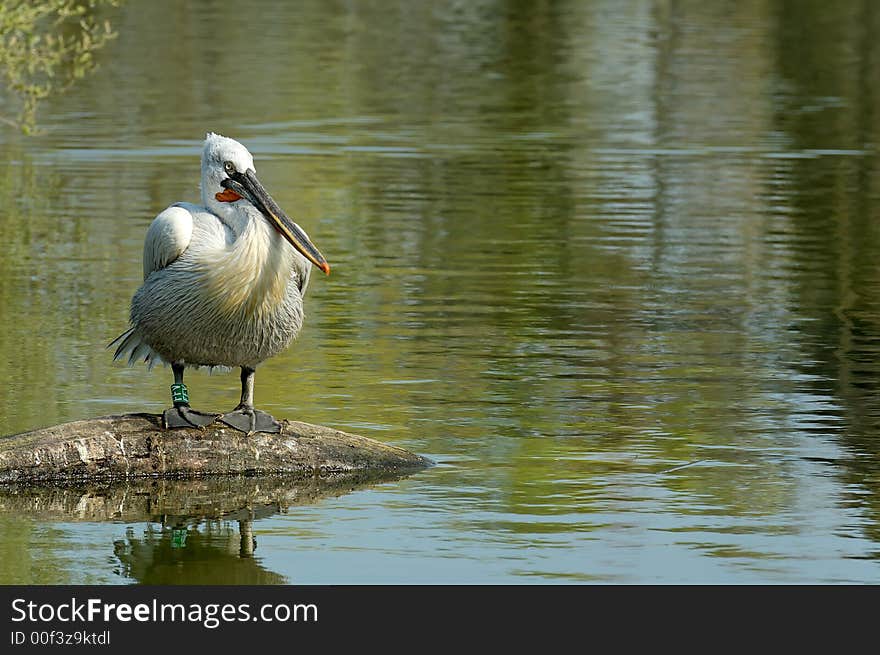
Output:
[
  {"xmin": 163, "ymin": 406, "xmax": 220, "ymax": 430},
  {"xmin": 219, "ymin": 407, "xmax": 281, "ymax": 435}
]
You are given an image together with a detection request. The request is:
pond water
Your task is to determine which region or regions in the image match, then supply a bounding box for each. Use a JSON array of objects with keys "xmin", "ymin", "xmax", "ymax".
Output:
[{"xmin": 1, "ymin": 0, "xmax": 879, "ymax": 583}]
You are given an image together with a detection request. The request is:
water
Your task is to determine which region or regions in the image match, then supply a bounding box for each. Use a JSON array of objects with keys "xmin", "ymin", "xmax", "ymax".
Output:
[{"xmin": 1, "ymin": 0, "xmax": 879, "ymax": 583}]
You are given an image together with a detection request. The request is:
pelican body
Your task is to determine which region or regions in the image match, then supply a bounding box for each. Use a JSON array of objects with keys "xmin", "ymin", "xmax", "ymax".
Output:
[{"xmin": 112, "ymin": 133, "xmax": 329, "ymax": 433}]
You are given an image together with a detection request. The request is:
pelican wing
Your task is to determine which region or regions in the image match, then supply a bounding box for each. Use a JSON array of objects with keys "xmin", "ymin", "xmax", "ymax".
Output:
[
  {"xmin": 108, "ymin": 205, "xmax": 194, "ymax": 367},
  {"xmin": 142, "ymin": 204, "xmax": 194, "ymax": 279}
]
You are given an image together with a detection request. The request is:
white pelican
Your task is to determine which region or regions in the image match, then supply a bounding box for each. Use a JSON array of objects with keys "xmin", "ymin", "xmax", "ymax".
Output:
[{"xmin": 111, "ymin": 132, "xmax": 330, "ymax": 433}]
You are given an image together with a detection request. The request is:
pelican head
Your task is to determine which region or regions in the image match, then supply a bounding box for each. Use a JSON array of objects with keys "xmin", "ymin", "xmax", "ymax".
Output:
[{"xmin": 200, "ymin": 132, "xmax": 330, "ymax": 275}]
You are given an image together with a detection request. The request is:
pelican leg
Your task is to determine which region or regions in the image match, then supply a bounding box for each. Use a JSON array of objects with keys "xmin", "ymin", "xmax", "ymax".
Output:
[
  {"xmin": 162, "ymin": 362, "xmax": 219, "ymax": 429},
  {"xmin": 219, "ymin": 367, "xmax": 281, "ymax": 434}
]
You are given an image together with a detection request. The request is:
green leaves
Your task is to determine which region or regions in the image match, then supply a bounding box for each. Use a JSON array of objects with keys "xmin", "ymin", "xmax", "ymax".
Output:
[{"xmin": 0, "ymin": 0, "xmax": 120, "ymax": 134}]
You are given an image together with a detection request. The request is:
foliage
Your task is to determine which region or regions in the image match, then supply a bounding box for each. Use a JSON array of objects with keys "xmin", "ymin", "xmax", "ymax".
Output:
[{"xmin": 0, "ymin": 0, "xmax": 119, "ymax": 134}]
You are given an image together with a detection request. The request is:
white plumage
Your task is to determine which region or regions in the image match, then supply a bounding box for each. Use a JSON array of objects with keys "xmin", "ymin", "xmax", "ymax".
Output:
[{"xmin": 111, "ymin": 133, "xmax": 329, "ymax": 433}]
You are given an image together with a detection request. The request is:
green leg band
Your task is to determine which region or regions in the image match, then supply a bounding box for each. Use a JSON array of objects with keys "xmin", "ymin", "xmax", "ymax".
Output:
[
  {"xmin": 171, "ymin": 528, "xmax": 187, "ymax": 548},
  {"xmin": 171, "ymin": 383, "xmax": 189, "ymax": 405}
]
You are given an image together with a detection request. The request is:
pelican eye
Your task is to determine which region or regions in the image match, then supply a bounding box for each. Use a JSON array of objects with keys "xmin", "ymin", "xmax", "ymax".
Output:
[{"xmin": 223, "ymin": 160, "xmax": 236, "ymax": 175}]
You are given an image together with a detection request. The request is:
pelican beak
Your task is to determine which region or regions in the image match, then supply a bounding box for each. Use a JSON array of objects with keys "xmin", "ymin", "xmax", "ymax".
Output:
[{"xmin": 220, "ymin": 170, "xmax": 330, "ymax": 275}]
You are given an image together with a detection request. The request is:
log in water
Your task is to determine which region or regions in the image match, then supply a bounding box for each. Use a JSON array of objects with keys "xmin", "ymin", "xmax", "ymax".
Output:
[{"xmin": 0, "ymin": 413, "xmax": 432, "ymax": 484}]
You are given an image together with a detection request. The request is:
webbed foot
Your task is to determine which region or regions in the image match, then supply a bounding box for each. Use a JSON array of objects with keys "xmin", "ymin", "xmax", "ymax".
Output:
[
  {"xmin": 163, "ymin": 406, "xmax": 220, "ymax": 429},
  {"xmin": 219, "ymin": 406, "xmax": 281, "ymax": 434}
]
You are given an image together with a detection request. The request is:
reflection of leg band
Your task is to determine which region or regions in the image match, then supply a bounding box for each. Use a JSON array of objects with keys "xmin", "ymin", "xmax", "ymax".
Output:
[{"xmin": 171, "ymin": 383, "xmax": 189, "ymax": 405}]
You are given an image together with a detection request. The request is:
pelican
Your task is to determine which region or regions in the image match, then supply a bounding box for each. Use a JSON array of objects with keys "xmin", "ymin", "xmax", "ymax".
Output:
[{"xmin": 111, "ymin": 132, "xmax": 330, "ymax": 434}]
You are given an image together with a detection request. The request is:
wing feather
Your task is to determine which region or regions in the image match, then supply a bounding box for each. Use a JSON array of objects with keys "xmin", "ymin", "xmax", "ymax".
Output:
[
  {"xmin": 107, "ymin": 326, "xmax": 164, "ymax": 369},
  {"xmin": 108, "ymin": 205, "xmax": 193, "ymax": 369},
  {"xmin": 143, "ymin": 204, "xmax": 194, "ymax": 279}
]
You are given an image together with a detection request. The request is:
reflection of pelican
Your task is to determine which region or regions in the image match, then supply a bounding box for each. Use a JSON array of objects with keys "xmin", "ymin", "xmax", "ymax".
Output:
[
  {"xmin": 111, "ymin": 133, "xmax": 330, "ymax": 433},
  {"xmin": 113, "ymin": 520, "xmax": 286, "ymax": 585}
]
